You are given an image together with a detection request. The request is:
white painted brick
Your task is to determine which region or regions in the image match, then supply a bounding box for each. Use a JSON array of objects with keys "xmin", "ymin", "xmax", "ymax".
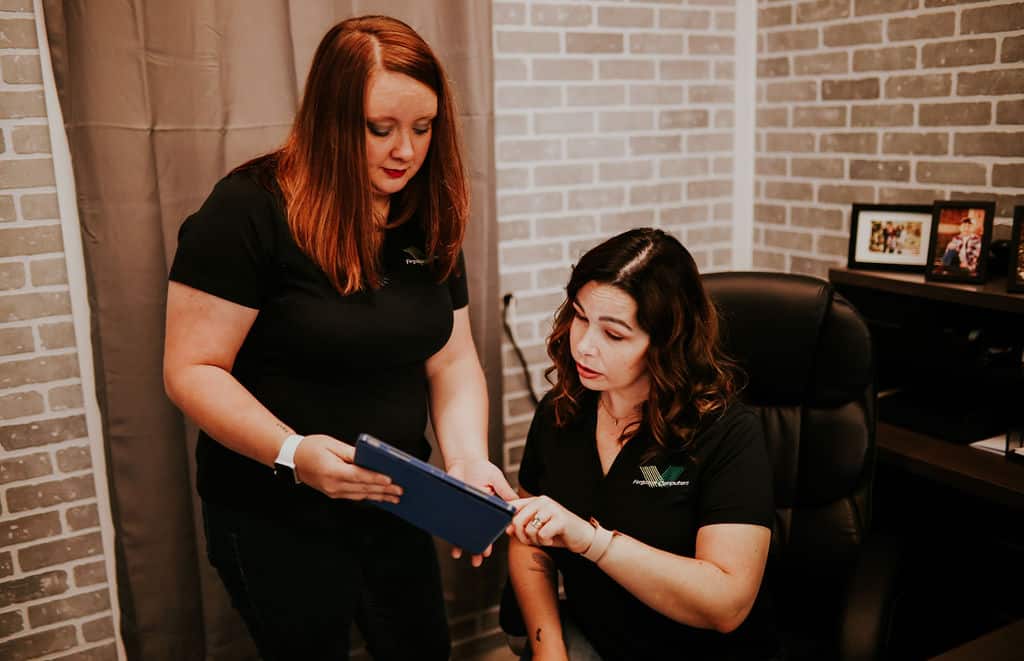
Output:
[
  {"xmin": 532, "ymin": 3, "xmax": 592, "ymax": 28},
  {"xmin": 515, "ymin": 291, "xmax": 565, "ymax": 316},
  {"xmin": 687, "ymin": 132, "xmax": 733, "ymax": 153},
  {"xmin": 496, "ymin": 31, "xmax": 561, "ymax": 54},
  {"xmin": 566, "ymin": 84, "xmax": 626, "ymax": 106},
  {"xmin": 660, "ymin": 59, "xmax": 711, "ymax": 80},
  {"xmin": 567, "ymin": 186, "xmax": 626, "ymax": 210},
  {"xmin": 659, "ymin": 109, "xmax": 710, "ymax": 129},
  {"xmin": 499, "ymin": 219, "xmax": 531, "ymax": 241},
  {"xmin": 501, "ymin": 270, "xmax": 533, "ymax": 293},
  {"xmin": 568, "ymin": 236, "xmax": 607, "ymax": 259},
  {"xmin": 532, "ymin": 58, "xmax": 593, "ymax": 81},
  {"xmin": 660, "ymin": 157, "xmax": 709, "ymax": 178},
  {"xmin": 495, "ymin": 85, "xmax": 562, "ymax": 108},
  {"xmin": 630, "ymin": 182, "xmax": 682, "ymax": 205},
  {"xmin": 497, "ymin": 138, "xmax": 562, "ymax": 162},
  {"xmin": 600, "ymin": 209, "xmax": 656, "ymax": 233},
  {"xmin": 599, "ymin": 159, "xmax": 654, "ymax": 182},
  {"xmin": 687, "ymin": 179, "xmax": 732, "ymax": 199},
  {"xmin": 496, "ymin": 114, "xmax": 528, "ymax": 136},
  {"xmin": 598, "ymin": 59, "xmax": 656, "ymax": 80},
  {"xmin": 494, "ymin": 2, "xmax": 526, "ymax": 26},
  {"xmin": 629, "ymin": 33, "xmax": 684, "ymax": 55},
  {"xmin": 689, "ymin": 84, "xmax": 734, "ymax": 104},
  {"xmin": 533, "ymin": 164, "xmax": 595, "ymax": 187},
  {"xmin": 630, "ymin": 135, "xmax": 682, "ymax": 155},
  {"xmin": 566, "ymin": 32, "xmax": 623, "ymax": 54},
  {"xmin": 630, "ymin": 84, "xmax": 684, "ymax": 105},
  {"xmin": 567, "ymin": 137, "xmax": 626, "ymax": 159},
  {"xmin": 687, "ymin": 225, "xmax": 732, "ymax": 245},
  {"xmin": 498, "ymin": 191, "xmax": 564, "ymax": 216},
  {"xmin": 598, "ymin": 110, "xmax": 654, "ymax": 132},
  {"xmin": 502, "ymin": 242, "xmax": 565, "ymax": 267},
  {"xmin": 536, "ymin": 215, "xmax": 596, "ymax": 238},
  {"xmin": 660, "ymin": 9, "xmax": 712, "ymax": 30},
  {"xmin": 537, "ymin": 264, "xmax": 574, "ymax": 288},
  {"xmin": 494, "ymin": 58, "xmax": 528, "ymax": 81},
  {"xmin": 661, "ymin": 205, "xmax": 710, "ymax": 225},
  {"xmin": 598, "ymin": 6, "xmax": 655, "ymax": 28},
  {"xmin": 534, "ymin": 111, "xmax": 594, "ymax": 134},
  {"xmin": 690, "ymin": 34, "xmax": 734, "ymax": 55},
  {"xmin": 497, "ymin": 167, "xmax": 530, "ymax": 190}
]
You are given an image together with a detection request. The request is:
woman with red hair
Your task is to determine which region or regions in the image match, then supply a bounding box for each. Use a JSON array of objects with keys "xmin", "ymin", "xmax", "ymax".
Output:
[{"xmin": 163, "ymin": 16, "xmax": 513, "ymax": 660}]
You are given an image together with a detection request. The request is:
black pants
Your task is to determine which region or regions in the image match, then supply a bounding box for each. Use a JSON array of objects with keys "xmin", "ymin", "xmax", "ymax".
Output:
[{"xmin": 203, "ymin": 501, "xmax": 450, "ymax": 661}]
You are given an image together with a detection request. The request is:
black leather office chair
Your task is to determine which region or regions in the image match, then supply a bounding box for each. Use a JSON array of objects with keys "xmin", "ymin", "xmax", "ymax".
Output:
[{"xmin": 704, "ymin": 271, "xmax": 897, "ymax": 661}]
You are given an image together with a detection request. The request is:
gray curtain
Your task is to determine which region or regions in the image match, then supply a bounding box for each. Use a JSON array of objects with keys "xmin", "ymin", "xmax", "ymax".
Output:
[{"xmin": 42, "ymin": 2, "xmax": 501, "ymax": 658}]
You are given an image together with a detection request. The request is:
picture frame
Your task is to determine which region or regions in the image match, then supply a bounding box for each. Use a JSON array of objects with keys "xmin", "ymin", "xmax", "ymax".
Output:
[
  {"xmin": 847, "ymin": 203, "xmax": 934, "ymax": 273},
  {"xmin": 1009, "ymin": 205, "xmax": 1024, "ymax": 294},
  {"xmin": 924, "ymin": 200, "xmax": 995, "ymax": 284}
]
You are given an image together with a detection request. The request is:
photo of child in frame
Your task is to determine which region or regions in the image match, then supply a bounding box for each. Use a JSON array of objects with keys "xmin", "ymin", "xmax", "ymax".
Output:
[
  {"xmin": 1009, "ymin": 205, "xmax": 1024, "ymax": 293},
  {"xmin": 925, "ymin": 201, "xmax": 995, "ymax": 284}
]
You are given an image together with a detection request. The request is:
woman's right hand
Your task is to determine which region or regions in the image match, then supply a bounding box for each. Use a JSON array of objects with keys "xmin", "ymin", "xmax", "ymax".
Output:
[{"xmin": 293, "ymin": 434, "xmax": 402, "ymax": 503}]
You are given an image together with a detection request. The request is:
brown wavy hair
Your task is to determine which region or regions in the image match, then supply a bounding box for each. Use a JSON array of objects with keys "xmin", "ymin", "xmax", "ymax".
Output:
[
  {"xmin": 546, "ymin": 228, "xmax": 741, "ymax": 453},
  {"xmin": 235, "ymin": 15, "xmax": 468, "ymax": 294}
]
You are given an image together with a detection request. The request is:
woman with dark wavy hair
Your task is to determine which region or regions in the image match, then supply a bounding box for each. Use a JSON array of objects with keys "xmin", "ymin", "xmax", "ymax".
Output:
[
  {"xmin": 507, "ymin": 228, "xmax": 777, "ymax": 660},
  {"xmin": 164, "ymin": 15, "xmax": 514, "ymax": 660}
]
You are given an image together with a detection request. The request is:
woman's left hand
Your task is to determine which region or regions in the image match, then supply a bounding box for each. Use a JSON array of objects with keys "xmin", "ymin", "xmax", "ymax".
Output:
[
  {"xmin": 447, "ymin": 458, "xmax": 518, "ymax": 566},
  {"xmin": 508, "ymin": 496, "xmax": 595, "ymax": 554}
]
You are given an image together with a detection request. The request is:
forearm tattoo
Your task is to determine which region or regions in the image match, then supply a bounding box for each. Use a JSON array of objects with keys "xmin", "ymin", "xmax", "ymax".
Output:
[{"xmin": 528, "ymin": 551, "xmax": 557, "ymax": 584}]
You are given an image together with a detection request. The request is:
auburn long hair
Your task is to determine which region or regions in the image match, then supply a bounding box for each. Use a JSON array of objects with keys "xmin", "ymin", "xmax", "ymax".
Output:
[
  {"xmin": 237, "ymin": 15, "xmax": 468, "ymax": 293},
  {"xmin": 546, "ymin": 228, "xmax": 741, "ymax": 454}
]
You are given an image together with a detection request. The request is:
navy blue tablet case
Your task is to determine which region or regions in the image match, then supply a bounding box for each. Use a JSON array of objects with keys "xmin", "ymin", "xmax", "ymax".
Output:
[{"xmin": 354, "ymin": 433, "xmax": 516, "ymax": 554}]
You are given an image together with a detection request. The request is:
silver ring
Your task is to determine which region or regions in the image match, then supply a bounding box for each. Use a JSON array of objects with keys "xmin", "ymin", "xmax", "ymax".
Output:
[{"xmin": 529, "ymin": 515, "xmax": 544, "ymax": 529}]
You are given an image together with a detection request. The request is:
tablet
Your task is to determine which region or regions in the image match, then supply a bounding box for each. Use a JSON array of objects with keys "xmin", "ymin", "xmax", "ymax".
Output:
[{"xmin": 354, "ymin": 433, "xmax": 516, "ymax": 554}]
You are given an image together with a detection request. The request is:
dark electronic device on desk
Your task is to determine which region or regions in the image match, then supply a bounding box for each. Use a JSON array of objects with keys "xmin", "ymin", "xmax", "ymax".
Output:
[{"xmin": 354, "ymin": 433, "xmax": 516, "ymax": 554}]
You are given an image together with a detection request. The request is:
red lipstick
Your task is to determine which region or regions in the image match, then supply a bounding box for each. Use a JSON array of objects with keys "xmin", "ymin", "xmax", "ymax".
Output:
[
  {"xmin": 382, "ymin": 168, "xmax": 406, "ymax": 179},
  {"xmin": 576, "ymin": 363, "xmax": 601, "ymax": 379}
]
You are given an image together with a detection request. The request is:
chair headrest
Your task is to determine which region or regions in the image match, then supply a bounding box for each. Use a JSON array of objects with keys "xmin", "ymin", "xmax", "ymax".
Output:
[{"xmin": 703, "ymin": 272, "xmax": 872, "ymax": 407}]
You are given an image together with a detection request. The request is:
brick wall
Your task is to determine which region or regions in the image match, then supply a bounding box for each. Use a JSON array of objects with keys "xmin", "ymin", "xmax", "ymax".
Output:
[
  {"xmin": 0, "ymin": 2, "xmax": 119, "ymax": 659},
  {"xmin": 493, "ymin": 0, "xmax": 742, "ymax": 484},
  {"xmin": 755, "ymin": 0, "xmax": 1024, "ymax": 277}
]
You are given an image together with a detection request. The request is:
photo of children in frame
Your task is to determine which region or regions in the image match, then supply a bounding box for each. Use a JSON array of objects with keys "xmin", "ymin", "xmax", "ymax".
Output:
[
  {"xmin": 1009, "ymin": 206, "xmax": 1024, "ymax": 294},
  {"xmin": 847, "ymin": 203, "xmax": 934, "ymax": 273},
  {"xmin": 925, "ymin": 201, "xmax": 995, "ymax": 284}
]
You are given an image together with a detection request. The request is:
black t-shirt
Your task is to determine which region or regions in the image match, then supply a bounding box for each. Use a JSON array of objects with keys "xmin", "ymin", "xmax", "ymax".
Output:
[
  {"xmin": 518, "ymin": 392, "xmax": 778, "ymax": 660},
  {"xmin": 168, "ymin": 167, "xmax": 468, "ymax": 526}
]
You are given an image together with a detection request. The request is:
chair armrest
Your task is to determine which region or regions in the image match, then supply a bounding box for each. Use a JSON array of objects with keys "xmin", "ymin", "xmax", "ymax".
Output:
[{"xmin": 839, "ymin": 533, "xmax": 906, "ymax": 661}]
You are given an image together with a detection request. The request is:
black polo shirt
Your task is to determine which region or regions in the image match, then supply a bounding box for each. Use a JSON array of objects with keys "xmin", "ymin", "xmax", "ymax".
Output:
[
  {"xmin": 168, "ymin": 166, "xmax": 467, "ymax": 528},
  {"xmin": 518, "ymin": 392, "xmax": 777, "ymax": 660}
]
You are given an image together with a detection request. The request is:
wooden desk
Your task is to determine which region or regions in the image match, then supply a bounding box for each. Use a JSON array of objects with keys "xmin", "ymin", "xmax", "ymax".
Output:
[
  {"xmin": 877, "ymin": 422, "xmax": 1024, "ymax": 511},
  {"xmin": 827, "ymin": 268, "xmax": 1024, "ymax": 509},
  {"xmin": 829, "ymin": 267, "xmax": 1024, "ymax": 315},
  {"xmin": 931, "ymin": 619, "xmax": 1024, "ymax": 660}
]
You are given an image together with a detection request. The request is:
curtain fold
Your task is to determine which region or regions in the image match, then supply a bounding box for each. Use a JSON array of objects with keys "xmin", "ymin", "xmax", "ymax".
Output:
[{"xmin": 43, "ymin": 2, "xmax": 499, "ymax": 658}]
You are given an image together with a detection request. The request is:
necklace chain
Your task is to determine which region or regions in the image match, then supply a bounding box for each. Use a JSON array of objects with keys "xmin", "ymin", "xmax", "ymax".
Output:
[{"xmin": 599, "ymin": 396, "xmax": 640, "ymax": 426}]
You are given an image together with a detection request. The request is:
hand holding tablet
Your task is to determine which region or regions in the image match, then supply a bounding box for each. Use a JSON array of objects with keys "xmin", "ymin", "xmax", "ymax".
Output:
[{"xmin": 353, "ymin": 433, "xmax": 516, "ymax": 554}]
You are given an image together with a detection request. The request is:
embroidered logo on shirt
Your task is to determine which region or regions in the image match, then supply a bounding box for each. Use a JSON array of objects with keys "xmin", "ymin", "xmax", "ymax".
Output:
[
  {"xmin": 403, "ymin": 246, "xmax": 436, "ymax": 266},
  {"xmin": 633, "ymin": 464, "xmax": 689, "ymax": 488}
]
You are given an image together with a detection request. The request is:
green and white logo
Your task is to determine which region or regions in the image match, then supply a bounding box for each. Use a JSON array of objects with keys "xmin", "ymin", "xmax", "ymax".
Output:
[
  {"xmin": 403, "ymin": 246, "xmax": 435, "ymax": 266},
  {"xmin": 634, "ymin": 464, "xmax": 689, "ymax": 488}
]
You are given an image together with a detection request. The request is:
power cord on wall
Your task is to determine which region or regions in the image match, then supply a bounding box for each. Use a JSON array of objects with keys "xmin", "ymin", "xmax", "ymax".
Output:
[{"xmin": 502, "ymin": 293, "xmax": 540, "ymax": 407}]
